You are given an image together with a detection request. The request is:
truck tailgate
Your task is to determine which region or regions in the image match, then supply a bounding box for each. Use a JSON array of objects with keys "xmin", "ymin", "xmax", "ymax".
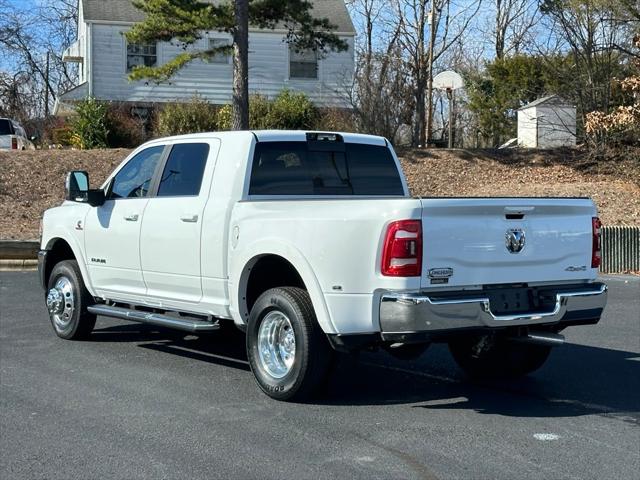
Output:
[{"xmin": 420, "ymin": 198, "xmax": 598, "ymax": 288}]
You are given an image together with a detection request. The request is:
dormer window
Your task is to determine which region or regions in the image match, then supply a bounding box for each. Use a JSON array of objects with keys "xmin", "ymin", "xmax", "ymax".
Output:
[
  {"xmin": 289, "ymin": 46, "xmax": 318, "ymax": 80},
  {"xmin": 127, "ymin": 43, "xmax": 157, "ymax": 72}
]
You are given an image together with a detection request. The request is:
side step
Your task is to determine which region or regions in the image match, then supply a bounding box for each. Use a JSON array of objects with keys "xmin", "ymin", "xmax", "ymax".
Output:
[{"xmin": 87, "ymin": 304, "xmax": 220, "ymax": 333}]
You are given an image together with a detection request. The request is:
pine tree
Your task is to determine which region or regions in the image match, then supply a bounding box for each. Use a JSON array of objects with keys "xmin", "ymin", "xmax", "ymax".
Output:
[{"xmin": 127, "ymin": 0, "xmax": 348, "ymax": 129}]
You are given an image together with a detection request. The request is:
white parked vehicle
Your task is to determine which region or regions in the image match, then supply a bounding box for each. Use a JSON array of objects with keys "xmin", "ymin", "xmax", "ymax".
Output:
[
  {"xmin": 38, "ymin": 131, "xmax": 607, "ymax": 400},
  {"xmin": 0, "ymin": 118, "xmax": 35, "ymax": 150}
]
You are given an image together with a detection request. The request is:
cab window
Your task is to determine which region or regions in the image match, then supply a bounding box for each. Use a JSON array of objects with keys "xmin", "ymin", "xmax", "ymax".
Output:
[
  {"xmin": 157, "ymin": 143, "xmax": 210, "ymax": 197},
  {"xmin": 108, "ymin": 146, "xmax": 164, "ymax": 199}
]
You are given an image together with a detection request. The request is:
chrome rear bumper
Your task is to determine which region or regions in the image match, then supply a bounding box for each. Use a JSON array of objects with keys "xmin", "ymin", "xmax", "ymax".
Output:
[{"xmin": 379, "ymin": 283, "xmax": 607, "ymax": 337}]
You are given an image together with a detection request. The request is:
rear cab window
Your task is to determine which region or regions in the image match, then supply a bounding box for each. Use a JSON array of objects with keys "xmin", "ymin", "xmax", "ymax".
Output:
[
  {"xmin": 0, "ymin": 119, "xmax": 14, "ymax": 136},
  {"xmin": 249, "ymin": 136, "xmax": 405, "ymax": 196}
]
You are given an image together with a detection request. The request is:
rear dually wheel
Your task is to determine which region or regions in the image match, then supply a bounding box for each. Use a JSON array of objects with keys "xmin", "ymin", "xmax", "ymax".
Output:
[{"xmin": 246, "ymin": 287, "xmax": 332, "ymax": 401}]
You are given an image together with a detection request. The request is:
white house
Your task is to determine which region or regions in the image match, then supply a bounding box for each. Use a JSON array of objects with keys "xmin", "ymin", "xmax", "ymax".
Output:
[
  {"xmin": 517, "ymin": 95, "xmax": 577, "ymax": 148},
  {"xmin": 55, "ymin": 0, "xmax": 355, "ymax": 115}
]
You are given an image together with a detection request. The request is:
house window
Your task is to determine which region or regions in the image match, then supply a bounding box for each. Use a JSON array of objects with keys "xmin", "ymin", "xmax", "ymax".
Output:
[
  {"xmin": 289, "ymin": 46, "xmax": 318, "ymax": 80},
  {"xmin": 209, "ymin": 38, "xmax": 231, "ymax": 64},
  {"xmin": 127, "ymin": 43, "xmax": 157, "ymax": 72}
]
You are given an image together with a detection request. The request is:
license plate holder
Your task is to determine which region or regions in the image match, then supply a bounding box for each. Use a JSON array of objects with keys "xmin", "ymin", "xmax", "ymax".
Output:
[{"xmin": 487, "ymin": 288, "xmax": 533, "ymax": 315}]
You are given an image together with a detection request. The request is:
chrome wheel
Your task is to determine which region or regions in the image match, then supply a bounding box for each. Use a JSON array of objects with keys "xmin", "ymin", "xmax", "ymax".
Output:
[
  {"xmin": 258, "ymin": 310, "xmax": 296, "ymax": 379},
  {"xmin": 46, "ymin": 276, "xmax": 75, "ymax": 331}
]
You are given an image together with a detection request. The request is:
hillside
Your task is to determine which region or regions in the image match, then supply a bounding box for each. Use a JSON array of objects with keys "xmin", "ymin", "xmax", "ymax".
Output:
[{"xmin": 1, "ymin": 147, "xmax": 638, "ymax": 240}]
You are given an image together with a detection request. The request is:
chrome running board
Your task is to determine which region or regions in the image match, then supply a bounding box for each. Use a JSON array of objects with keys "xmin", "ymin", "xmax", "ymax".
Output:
[{"xmin": 87, "ymin": 304, "xmax": 220, "ymax": 333}]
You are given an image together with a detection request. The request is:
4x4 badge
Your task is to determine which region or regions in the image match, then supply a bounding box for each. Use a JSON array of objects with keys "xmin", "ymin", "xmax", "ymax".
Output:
[{"xmin": 505, "ymin": 228, "xmax": 526, "ymax": 254}]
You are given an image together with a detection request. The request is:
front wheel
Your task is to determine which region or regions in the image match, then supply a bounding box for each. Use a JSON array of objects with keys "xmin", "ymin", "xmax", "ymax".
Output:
[
  {"xmin": 449, "ymin": 334, "xmax": 551, "ymax": 379},
  {"xmin": 46, "ymin": 260, "xmax": 96, "ymax": 340},
  {"xmin": 246, "ymin": 287, "xmax": 332, "ymax": 401}
]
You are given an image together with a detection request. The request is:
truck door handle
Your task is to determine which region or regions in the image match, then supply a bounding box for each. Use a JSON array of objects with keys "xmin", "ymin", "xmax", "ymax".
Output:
[
  {"xmin": 124, "ymin": 214, "xmax": 139, "ymax": 222},
  {"xmin": 180, "ymin": 214, "xmax": 199, "ymax": 223}
]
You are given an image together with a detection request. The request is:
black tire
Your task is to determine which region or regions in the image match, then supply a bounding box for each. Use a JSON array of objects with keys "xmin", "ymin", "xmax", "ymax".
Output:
[
  {"xmin": 246, "ymin": 287, "xmax": 332, "ymax": 401},
  {"xmin": 46, "ymin": 260, "xmax": 96, "ymax": 340},
  {"xmin": 449, "ymin": 335, "xmax": 551, "ymax": 379}
]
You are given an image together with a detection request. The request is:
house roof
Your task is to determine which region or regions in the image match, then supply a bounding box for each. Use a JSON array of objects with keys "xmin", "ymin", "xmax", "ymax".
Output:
[
  {"xmin": 81, "ymin": 0, "xmax": 356, "ymax": 34},
  {"xmin": 518, "ymin": 95, "xmax": 574, "ymax": 110}
]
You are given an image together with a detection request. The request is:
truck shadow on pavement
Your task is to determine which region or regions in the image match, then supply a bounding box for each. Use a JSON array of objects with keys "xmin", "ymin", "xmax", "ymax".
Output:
[
  {"xmin": 90, "ymin": 322, "xmax": 252, "ymax": 372},
  {"xmin": 89, "ymin": 322, "xmax": 639, "ymax": 423}
]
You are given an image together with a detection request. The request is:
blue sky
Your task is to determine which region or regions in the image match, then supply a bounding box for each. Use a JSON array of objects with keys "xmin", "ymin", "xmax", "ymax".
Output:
[{"xmin": 8, "ymin": 0, "xmax": 37, "ymax": 7}]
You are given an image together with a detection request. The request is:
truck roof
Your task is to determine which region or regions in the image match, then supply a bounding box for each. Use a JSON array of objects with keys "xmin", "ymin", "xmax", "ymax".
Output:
[{"xmin": 143, "ymin": 130, "xmax": 388, "ymax": 147}]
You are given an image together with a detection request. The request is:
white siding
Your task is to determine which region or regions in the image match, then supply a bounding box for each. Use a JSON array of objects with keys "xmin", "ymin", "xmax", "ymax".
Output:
[
  {"xmin": 517, "ymin": 107, "xmax": 537, "ymax": 148},
  {"xmin": 90, "ymin": 24, "xmax": 354, "ymax": 107},
  {"xmin": 77, "ymin": 2, "xmax": 88, "ymax": 84},
  {"xmin": 517, "ymin": 104, "xmax": 577, "ymax": 148},
  {"xmin": 536, "ymin": 105, "xmax": 576, "ymax": 148}
]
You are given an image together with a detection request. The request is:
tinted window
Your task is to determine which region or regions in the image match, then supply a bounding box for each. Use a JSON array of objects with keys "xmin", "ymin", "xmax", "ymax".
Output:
[
  {"xmin": 249, "ymin": 142, "xmax": 405, "ymax": 196},
  {"xmin": 0, "ymin": 120, "xmax": 13, "ymax": 135},
  {"xmin": 109, "ymin": 146, "xmax": 164, "ymax": 199},
  {"xmin": 290, "ymin": 46, "xmax": 318, "ymax": 79},
  {"xmin": 157, "ymin": 143, "xmax": 209, "ymax": 197}
]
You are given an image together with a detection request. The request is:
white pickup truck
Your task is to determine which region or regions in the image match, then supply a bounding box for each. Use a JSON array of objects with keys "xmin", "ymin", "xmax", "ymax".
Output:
[{"xmin": 39, "ymin": 131, "xmax": 607, "ymax": 400}]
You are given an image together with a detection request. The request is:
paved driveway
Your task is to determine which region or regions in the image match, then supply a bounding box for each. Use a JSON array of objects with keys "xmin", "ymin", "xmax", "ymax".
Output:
[{"xmin": 1, "ymin": 272, "xmax": 638, "ymax": 479}]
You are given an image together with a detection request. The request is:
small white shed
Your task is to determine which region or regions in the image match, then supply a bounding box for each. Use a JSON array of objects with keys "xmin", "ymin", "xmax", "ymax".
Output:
[{"xmin": 517, "ymin": 95, "xmax": 576, "ymax": 148}]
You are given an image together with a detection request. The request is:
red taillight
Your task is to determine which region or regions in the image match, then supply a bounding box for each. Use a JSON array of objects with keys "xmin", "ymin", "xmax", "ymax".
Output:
[
  {"xmin": 592, "ymin": 217, "xmax": 602, "ymax": 269},
  {"xmin": 382, "ymin": 220, "xmax": 422, "ymax": 277},
  {"xmin": 11, "ymin": 137, "xmax": 17, "ymax": 150}
]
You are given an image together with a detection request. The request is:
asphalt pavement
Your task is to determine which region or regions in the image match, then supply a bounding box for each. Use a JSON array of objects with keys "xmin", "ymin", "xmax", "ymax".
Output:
[{"xmin": 1, "ymin": 272, "xmax": 638, "ymax": 480}]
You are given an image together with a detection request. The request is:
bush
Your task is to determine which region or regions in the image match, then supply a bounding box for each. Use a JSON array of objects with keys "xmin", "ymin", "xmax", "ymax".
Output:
[
  {"xmin": 267, "ymin": 90, "xmax": 317, "ymax": 129},
  {"xmin": 106, "ymin": 104, "xmax": 148, "ymax": 148},
  {"xmin": 250, "ymin": 94, "xmax": 273, "ymax": 129},
  {"xmin": 216, "ymin": 104, "xmax": 232, "ymax": 130},
  {"xmin": 216, "ymin": 90, "xmax": 317, "ymax": 130},
  {"xmin": 71, "ymin": 97, "xmax": 109, "ymax": 149},
  {"xmin": 217, "ymin": 94, "xmax": 272, "ymax": 130},
  {"xmin": 51, "ymin": 127, "xmax": 74, "ymax": 146},
  {"xmin": 40, "ymin": 116, "xmax": 72, "ymax": 147},
  {"xmin": 315, "ymin": 107, "xmax": 356, "ymax": 132},
  {"xmin": 154, "ymin": 96, "xmax": 218, "ymax": 137}
]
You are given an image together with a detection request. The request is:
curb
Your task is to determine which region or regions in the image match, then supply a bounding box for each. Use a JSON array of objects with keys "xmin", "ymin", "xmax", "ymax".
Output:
[
  {"xmin": 0, "ymin": 240, "xmax": 40, "ymax": 260},
  {"xmin": 0, "ymin": 240, "xmax": 40, "ymax": 271},
  {"xmin": 0, "ymin": 259, "xmax": 38, "ymax": 271}
]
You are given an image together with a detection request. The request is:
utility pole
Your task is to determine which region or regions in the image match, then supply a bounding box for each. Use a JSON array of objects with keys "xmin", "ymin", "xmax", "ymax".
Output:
[
  {"xmin": 425, "ymin": 5, "xmax": 437, "ymax": 147},
  {"xmin": 44, "ymin": 51, "xmax": 50, "ymax": 118},
  {"xmin": 447, "ymin": 88, "xmax": 454, "ymax": 148}
]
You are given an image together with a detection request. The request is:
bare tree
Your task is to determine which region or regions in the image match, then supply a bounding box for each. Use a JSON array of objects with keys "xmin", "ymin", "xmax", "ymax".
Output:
[
  {"xmin": 493, "ymin": 0, "xmax": 539, "ymax": 59},
  {"xmin": 0, "ymin": 0, "xmax": 78, "ymax": 119},
  {"xmin": 540, "ymin": 0, "xmax": 637, "ymax": 124},
  {"xmin": 343, "ymin": 0, "xmax": 413, "ymax": 142},
  {"xmin": 0, "ymin": 71, "xmax": 41, "ymax": 123},
  {"xmin": 396, "ymin": 0, "xmax": 481, "ymax": 146}
]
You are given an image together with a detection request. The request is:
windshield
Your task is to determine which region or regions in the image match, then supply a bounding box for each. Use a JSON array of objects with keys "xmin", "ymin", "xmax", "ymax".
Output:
[{"xmin": 0, "ymin": 119, "xmax": 14, "ymax": 135}]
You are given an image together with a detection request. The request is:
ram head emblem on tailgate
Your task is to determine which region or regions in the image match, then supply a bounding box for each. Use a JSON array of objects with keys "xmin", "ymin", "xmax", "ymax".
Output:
[{"xmin": 505, "ymin": 228, "xmax": 526, "ymax": 254}]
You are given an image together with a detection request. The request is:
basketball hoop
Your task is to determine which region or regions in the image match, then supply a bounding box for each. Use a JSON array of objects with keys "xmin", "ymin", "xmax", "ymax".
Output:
[
  {"xmin": 433, "ymin": 71, "xmax": 464, "ymax": 91},
  {"xmin": 432, "ymin": 71, "xmax": 464, "ymax": 148}
]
